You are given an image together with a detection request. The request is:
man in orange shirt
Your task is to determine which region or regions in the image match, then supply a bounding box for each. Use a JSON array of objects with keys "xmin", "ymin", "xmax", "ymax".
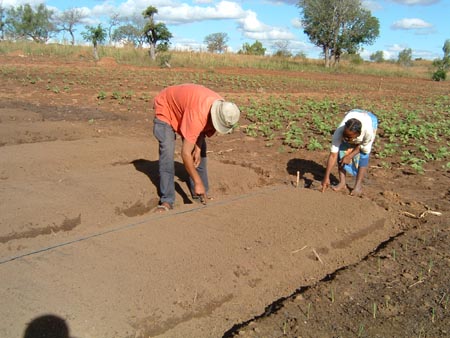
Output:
[{"xmin": 153, "ymin": 84, "xmax": 240, "ymax": 212}]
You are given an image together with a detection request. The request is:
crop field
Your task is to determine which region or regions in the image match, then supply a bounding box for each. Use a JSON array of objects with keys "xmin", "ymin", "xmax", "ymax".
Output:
[{"xmin": 0, "ymin": 47, "xmax": 449, "ymax": 338}]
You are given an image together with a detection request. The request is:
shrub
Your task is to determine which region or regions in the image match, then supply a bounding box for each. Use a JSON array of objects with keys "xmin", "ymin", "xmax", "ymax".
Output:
[{"xmin": 432, "ymin": 69, "xmax": 446, "ymax": 81}]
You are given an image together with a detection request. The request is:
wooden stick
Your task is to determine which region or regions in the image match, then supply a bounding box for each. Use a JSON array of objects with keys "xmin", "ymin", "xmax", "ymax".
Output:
[
  {"xmin": 408, "ymin": 279, "xmax": 425, "ymax": 288},
  {"xmin": 419, "ymin": 210, "xmax": 442, "ymax": 218},
  {"xmin": 312, "ymin": 248, "xmax": 324, "ymax": 264},
  {"xmin": 291, "ymin": 245, "xmax": 308, "ymax": 254}
]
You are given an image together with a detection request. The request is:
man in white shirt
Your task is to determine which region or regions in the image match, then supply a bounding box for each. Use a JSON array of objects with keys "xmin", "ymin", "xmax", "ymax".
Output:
[{"xmin": 321, "ymin": 109, "xmax": 378, "ymax": 196}]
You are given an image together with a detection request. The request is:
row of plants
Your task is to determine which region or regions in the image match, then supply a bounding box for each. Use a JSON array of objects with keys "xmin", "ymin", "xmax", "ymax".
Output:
[
  {"xmin": 235, "ymin": 94, "xmax": 450, "ymax": 173},
  {"xmin": 2, "ymin": 63, "xmax": 316, "ymax": 94},
  {"xmin": 1, "ymin": 58, "xmax": 448, "ymax": 173}
]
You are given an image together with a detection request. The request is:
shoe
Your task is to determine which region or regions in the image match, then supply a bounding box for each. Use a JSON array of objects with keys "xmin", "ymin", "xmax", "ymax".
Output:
[{"xmin": 154, "ymin": 202, "xmax": 172, "ymax": 213}]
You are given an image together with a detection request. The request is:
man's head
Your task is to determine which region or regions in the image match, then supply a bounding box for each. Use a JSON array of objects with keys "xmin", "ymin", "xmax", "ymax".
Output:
[
  {"xmin": 211, "ymin": 100, "xmax": 240, "ymax": 134},
  {"xmin": 343, "ymin": 118, "xmax": 362, "ymax": 143}
]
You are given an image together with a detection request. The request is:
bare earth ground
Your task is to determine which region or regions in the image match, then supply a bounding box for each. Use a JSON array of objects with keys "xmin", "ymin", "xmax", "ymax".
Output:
[{"xmin": 0, "ymin": 55, "xmax": 449, "ymax": 338}]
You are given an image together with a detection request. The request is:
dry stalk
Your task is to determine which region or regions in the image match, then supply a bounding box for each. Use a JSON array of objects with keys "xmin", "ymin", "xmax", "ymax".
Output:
[
  {"xmin": 419, "ymin": 210, "xmax": 442, "ymax": 218},
  {"xmin": 408, "ymin": 279, "xmax": 425, "ymax": 288},
  {"xmin": 401, "ymin": 209, "xmax": 442, "ymax": 219},
  {"xmin": 291, "ymin": 245, "xmax": 308, "ymax": 254},
  {"xmin": 312, "ymin": 248, "xmax": 324, "ymax": 264}
]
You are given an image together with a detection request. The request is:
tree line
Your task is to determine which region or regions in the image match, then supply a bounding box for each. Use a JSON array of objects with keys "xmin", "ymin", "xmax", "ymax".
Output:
[
  {"xmin": 0, "ymin": 1, "xmax": 448, "ymax": 77},
  {"xmin": 0, "ymin": 1, "xmax": 380, "ymax": 63}
]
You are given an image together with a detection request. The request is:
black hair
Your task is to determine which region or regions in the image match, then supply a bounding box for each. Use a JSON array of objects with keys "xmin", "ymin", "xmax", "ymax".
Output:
[{"xmin": 344, "ymin": 118, "xmax": 362, "ymax": 134}]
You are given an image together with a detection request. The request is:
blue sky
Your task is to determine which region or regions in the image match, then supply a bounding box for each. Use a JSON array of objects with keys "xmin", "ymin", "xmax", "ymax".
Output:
[{"xmin": 3, "ymin": 0, "xmax": 448, "ymax": 60}]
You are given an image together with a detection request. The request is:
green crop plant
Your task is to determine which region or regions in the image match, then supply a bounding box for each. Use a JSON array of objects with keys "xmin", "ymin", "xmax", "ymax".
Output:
[
  {"xmin": 49, "ymin": 86, "xmax": 60, "ymax": 93},
  {"xmin": 400, "ymin": 150, "xmax": 426, "ymax": 174},
  {"xmin": 427, "ymin": 259, "xmax": 434, "ymax": 274},
  {"xmin": 270, "ymin": 118, "xmax": 283, "ymax": 131},
  {"xmin": 329, "ymin": 287, "xmax": 335, "ymax": 303},
  {"xmin": 97, "ymin": 91, "xmax": 107, "ymax": 100},
  {"xmin": 139, "ymin": 93, "xmax": 151, "ymax": 102},
  {"xmin": 307, "ymin": 137, "xmax": 324, "ymax": 151},
  {"xmin": 244, "ymin": 124, "xmax": 258, "ymax": 138},
  {"xmin": 306, "ymin": 302, "xmax": 312, "ymax": 319},
  {"xmin": 258, "ymin": 124, "xmax": 274, "ymax": 139},
  {"xmin": 124, "ymin": 90, "xmax": 134, "ymax": 100},
  {"xmin": 111, "ymin": 91, "xmax": 122, "ymax": 100},
  {"xmin": 417, "ymin": 145, "xmax": 434, "ymax": 160},
  {"xmin": 410, "ymin": 158, "xmax": 426, "ymax": 174},
  {"xmin": 435, "ymin": 146, "xmax": 449, "ymax": 160},
  {"xmin": 358, "ymin": 324, "xmax": 365, "ymax": 337},
  {"xmin": 418, "ymin": 270, "xmax": 424, "ymax": 282},
  {"xmin": 284, "ymin": 124, "xmax": 304, "ymax": 148},
  {"xmin": 377, "ymin": 143, "xmax": 398, "ymax": 159},
  {"xmin": 282, "ymin": 320, "xmax": 287, "ymax": 334},
  {"xmin": 384, "ymin": 295, "xmax": 391, "ymax": 308}
]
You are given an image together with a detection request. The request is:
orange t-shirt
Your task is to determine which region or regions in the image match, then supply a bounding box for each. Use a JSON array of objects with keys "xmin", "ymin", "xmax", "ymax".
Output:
[{"xmin": 153, "ymin": 84, "xmax": 223, "ymax": 144}]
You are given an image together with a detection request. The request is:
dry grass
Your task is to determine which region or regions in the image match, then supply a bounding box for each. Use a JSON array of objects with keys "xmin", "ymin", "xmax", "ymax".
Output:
[{"xmin": 0, "ymin": 40, "xmax": 435, "ymax": 79}]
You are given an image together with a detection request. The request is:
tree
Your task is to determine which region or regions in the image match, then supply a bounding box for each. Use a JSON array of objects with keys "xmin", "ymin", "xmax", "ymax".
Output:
[
  {"xmin": 142, "ymin": 6, "xmax": 172, "ymax": 60},
  {"xmin": 397, "ymin": 48, "xmax": 412, "ymax": 67},
  {"xmin": 444, "ymin": 39, "xmax": 450, "ymax": 58},
  {"xmin": 112, "ymin": 24, "xmax": 142, "ymax": 48},
  {"xmin": 297, "ymin": 0, "xmax": 379, "ymax": 67},
  {"xmin": 54, "ymin": 8, "xmax": 85, "ymax": 45},
  {"xmin": 238, "ymin": 40, "xmax": 266, "ymax": 56},
  {"xmin": 81, "ymin": 24, "xmax": 107, "ymax": 60},
  {"xmin": 204, "ymin": 32, "xmax": 229, "ymax": 53},
  {"xmin": 5, "ymin": 3, "xmax": 55, "ymax": 43},
  {"xmin": 112, "ymin": 14, "xmax": 147, "ymax": 48},
  {"xmin": 0, "ymin": 3, "xmax": 5, "ymax": 40},
  {"xmin": 107, "ymin": 13, "xmax": 120, "ymax": 45},
  {"xmin": 294, "ymin": 51, "xmax": 307, "ymax": 59},
  {"xmin": 370, "ymin": 50, "xmax": 384, "ymax": 63},
  {"xmin": 432, "ymin": 39, "xmax": 450, "ymax": 81},
  {"xmin": 272, "ymin": 40, "xmax": 292, "ymax": 57}
]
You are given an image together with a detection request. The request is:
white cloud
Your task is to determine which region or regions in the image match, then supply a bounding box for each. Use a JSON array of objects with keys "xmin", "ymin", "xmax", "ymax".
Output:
[
  {"xmin": 390, "ymin": 0, "xmax": 440, "ymax": 5},
  {"xmin": 391, "ymin": 18, "xmax": 433, "ymax": 30},
  {"xmin": 155, "ymin": 1, "xmax": 244, "ymax": 24},
  {"xmin": 362, "ymin": 43, "xmax": 408, "ymax": 61},
  {"xmin": 265, "ymin": 0, "xmax": 297, "ymax": 5},
  {"xmin": 362, "ymin": 0, "xmax": 383, "ymax": 11},
  {"xmin": 245, "ymin": 29, "xmax": 295, "ymax": 41},
  {"xmin": 291, "ymin": 18, "xmax": 302, "ymax": 29},
  {"xmin": 2, "ymin": 0, "xmax": 46, "ymax": 7},
  {"xmin": 193, "ymin": 0, "xmax": 214, "ymax": 4},
  {"xmin": 237, "ymin": 10, "xmax": 295, "ymax": 41},
  {"xmin": 238, "ymin": 11, "xmax": 266, "ymax": 32}
]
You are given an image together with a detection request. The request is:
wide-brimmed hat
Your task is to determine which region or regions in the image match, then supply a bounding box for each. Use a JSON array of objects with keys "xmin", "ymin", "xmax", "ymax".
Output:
[{"xmin": 210, "ymin": 100, "xmax": 240, "ymax": 134}]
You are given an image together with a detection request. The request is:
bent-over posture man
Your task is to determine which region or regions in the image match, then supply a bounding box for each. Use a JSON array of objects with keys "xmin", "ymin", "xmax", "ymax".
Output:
[
  {"xmin": 322, "ymin": 109, "xmax": 378, "ymax": 196},
  {"xmin": 153, "ymin": 83, "xmax": 240, "ymax": 212}
]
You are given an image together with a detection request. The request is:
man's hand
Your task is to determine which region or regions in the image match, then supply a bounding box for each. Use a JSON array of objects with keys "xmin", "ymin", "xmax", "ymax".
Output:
[
  {"xmin": 321, "ymin": 178, "xmax": 330, "ymax": 192},
  {"xmin": 339, "ymin": 155, "xmax": 352, "ymax": 166},
  {"xmin": 192, "ymin": 146, "xmax": 201, "ymax": 168},
  {"xmin": 182, "ymin": 139, "xmax": 205, "ymax": 197}
]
